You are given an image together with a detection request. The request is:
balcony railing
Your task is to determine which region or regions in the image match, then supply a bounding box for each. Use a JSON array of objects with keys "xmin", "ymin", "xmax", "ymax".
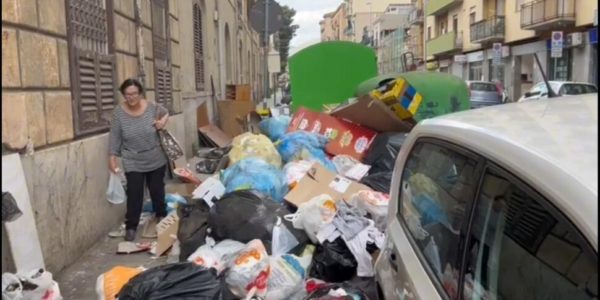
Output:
[
  {"xmin": 426, "ymin": 31, "xmax": 462, "ymax": 56},
  {"xmin": 408, "ymin": 9, "xmax": 424, "ymax": 25},
  {"xmin": 521, "ymin": 0, "xmax": 575, "ymax": 30},
  {"xmin": 470, "ymin": 16, "xmax": 505, "ymax": 43}
]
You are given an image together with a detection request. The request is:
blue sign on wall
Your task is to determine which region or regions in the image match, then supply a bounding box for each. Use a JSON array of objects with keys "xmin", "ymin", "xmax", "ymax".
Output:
[{"xmin": 589, "ymin": 28, "xmax": 598, "ymax": 45}]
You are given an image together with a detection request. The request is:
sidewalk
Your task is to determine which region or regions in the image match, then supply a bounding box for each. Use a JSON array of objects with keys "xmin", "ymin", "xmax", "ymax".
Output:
[{"xmin": 56, "ymin": 158, "xmax": 212, "ymax": 298}]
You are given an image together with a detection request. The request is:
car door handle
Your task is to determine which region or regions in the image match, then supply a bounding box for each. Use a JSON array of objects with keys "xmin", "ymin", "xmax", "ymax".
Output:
[{"xmin": 389, "ymin": 253, "xmax": 398, "ymax": 272}]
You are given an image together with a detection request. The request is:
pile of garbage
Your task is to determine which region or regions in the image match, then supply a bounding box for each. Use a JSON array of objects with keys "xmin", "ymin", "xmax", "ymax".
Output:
[{"xmin": 93, "ymin": 101, "xmax": 412, "ymax": 299}]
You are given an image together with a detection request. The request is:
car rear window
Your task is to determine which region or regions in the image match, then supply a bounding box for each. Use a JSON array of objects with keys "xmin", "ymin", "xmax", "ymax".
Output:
[
  {"xmin": 561, "ymin": 84, "xmax": 598, "ymax": 95},
  {"xmin": 470, "ymin": 82, "xmax": 497, "ymax": 92}
]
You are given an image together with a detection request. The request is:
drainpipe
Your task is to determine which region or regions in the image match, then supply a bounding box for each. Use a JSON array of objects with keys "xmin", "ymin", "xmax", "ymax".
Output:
[
  {"xmin": 422, "ymin": 0, "xmax": 427, "ymax": 69},
  {"xmin": 134, "ymin": 0, "xmax": 146, "ymax": 87}
]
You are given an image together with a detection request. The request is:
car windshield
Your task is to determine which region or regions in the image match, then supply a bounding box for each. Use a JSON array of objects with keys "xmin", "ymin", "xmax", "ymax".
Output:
[
  {"xmin": 560, "ymin": 84, "xmax": 598, "ymax": 95},
  {"xmin": 470, "ymin": 82, "xmax": 497, "ymax": 92}
]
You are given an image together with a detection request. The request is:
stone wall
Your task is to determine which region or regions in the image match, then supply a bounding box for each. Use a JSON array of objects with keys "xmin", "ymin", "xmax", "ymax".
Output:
[{"xmin": 2, "ymin": 0, "xmax": 264, "ymax": 274}]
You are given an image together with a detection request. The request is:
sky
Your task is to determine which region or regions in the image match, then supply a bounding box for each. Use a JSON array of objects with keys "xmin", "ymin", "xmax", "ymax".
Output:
[{"xmin": 276, "ymin": 0, "xmax": 342, "ymax": 55}]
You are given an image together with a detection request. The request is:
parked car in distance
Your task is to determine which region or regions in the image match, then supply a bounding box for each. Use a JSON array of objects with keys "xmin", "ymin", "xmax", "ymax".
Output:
[
  {"xmin": 375, "ymin": 94, "xmax": 598, "ymax": 300},
  {"xmin": 466, "ymin": 81, "xmax": 503, "ymax": 108},
  {"xmin": 518, "ymin": 81, "xmax": 597, "ymax": 102}
]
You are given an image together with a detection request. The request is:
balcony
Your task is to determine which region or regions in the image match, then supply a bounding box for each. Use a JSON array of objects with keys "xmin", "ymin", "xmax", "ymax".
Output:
[
  {"xmin": 426, "ymin": 0, "xmax": 462, "ymax": 16},
  {"xmin": 408, "ymin": 9, "xmax": 424, "ymax": 25},
  {"xmin": 426, "ymin": 31, "xmax": 462, "ymax": 56},
  {"xmin": 521, "ymin": 0, "xmax": 575, "ymax": 31},
  {"xmin": 470, "ymin": 16, "xmax": 505, "ymax": 44}
]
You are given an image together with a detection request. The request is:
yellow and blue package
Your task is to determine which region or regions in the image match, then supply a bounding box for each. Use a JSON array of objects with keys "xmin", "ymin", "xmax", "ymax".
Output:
[
  {"xmin": 258, "ymin": 116, "xmax": 292, "ymax": 141},
  {"xmin": 276, "ymin": 131, "xmax": 336, "ymax": 172},
  {"xmin": 220, "ymin": 158, "xmax": 289, "ymax": 203}
]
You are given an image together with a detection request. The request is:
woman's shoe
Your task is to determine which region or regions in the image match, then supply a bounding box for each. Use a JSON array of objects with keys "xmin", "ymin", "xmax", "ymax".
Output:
[{"xmin": 124, "ymin": 229, "xmax": 136, "ymax": 241}]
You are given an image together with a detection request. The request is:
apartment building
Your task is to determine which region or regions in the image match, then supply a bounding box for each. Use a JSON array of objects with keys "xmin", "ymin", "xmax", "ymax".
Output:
[
  {"xmin": 404, "ymin": 0, "xmax": 426, "ymax": 67},
  {"xmin": 374, "ymin": 4, "xmax": 413, "ymax": 73},
  {"xmin": 2, "ymin": 0, "xmax": 265, "ymax": 275},
  {"xmin": 423, "ymin": 0, "xmax": 598, "ymax": 101}
]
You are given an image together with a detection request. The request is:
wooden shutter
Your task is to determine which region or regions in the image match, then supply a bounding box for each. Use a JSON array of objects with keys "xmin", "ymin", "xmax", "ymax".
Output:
[
  {"xmin": 151, "ymin": 0, "xmax": 173, "ymax": 112},
  {"xmin": 67, "ymin": 0, "xmax": 116, "ymax": 136},
  {"xmin": 193, "ymin": 4, "xmax": 205, "ymax": 91}
]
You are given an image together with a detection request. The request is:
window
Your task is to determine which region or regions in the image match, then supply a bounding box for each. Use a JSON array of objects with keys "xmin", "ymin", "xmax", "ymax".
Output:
[
  {"xmin": 470, "ymin": 12, "xmax": 476, "ymax": 24},
  {"xmin": 470, "ymin": 82, "xmax": 497, "ymax": 92},
  {"xmin": 464, "ymin": 167, "xmax": 598, "ymax": 299},
  {"xmin": 427, "ymin": 26, "xmax": 432, "ymax": 40},
  {"xmin": 453, "ymin": 15, "xmax": 458, "ymax": 33},
  {"xmin": 193, "ymin": 3, "xmax": 205, "ymax": 91},
  {"xmin": 66, "ymin": 0, "xmax": 116, "ymax": 136},
  {"xmin": 151, "ymin": 0, "xmax": 173, "ymax": 112},
  {"xmin": 549, "ymin": 49, "xmax": 572, "ymax": 82},
  {"xmin": 469, "ymin": 61, "xmax": 483, "ymax": 81},
  {"xmin": 530, "ymin": 82, "xmax": 548, "ymax": 95},
  {"xmin": 560, "ymin": 84, "xmax": 598, "ymax": 95},
  {"xmin": 399, "ymin": 141, "xmax": 480, "ymax": 297}
]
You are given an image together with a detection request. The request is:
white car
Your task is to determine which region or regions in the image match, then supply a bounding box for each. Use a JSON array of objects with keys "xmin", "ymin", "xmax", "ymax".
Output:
[
  {"xmin": 375, "ymin": 94, "xmax": 598, "ymax": 300},
  {"xmin": 518, "ymin": 81, "xmax": 597, "ymax": 102}
]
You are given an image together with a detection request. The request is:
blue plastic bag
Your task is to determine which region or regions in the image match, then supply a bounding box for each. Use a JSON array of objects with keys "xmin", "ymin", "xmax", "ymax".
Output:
[
  {"xmin": 276, "ymin": 131, "xmax": 337, "ymax": 172},
  {"xmin": 220, "ymin": 158, "xmax": 289, "ymax": 203},
  {"xmin": 142, "ymin": 194, "xmax": 188, "ymax": 214},
  {"xmin": 259, "ymin": 116, "xmax": 291, "ymax": 141}
]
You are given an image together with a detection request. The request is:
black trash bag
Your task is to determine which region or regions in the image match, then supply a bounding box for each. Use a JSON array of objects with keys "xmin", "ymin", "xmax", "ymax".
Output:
[
  {"xmin": 304, "ymin": 281, "xmax": 371, "ymax": 300},
  {"xmin": 364, "ymin": 133, "xmax": 408, "ymax": 174},
  {"xmin": 208, "ymin": 190, "xmax": 309, "ymax": 254},
  {"xmin": 360, "ymin": 172, "xmax": 393, "ymax": 194},
  {"xmin": 117, "ymin": 263, "xmax": 222, "ymax": 300},
  {"xmin": 2, "ymin": 192, "xmax": 22, "ymax": 222},
  {"xmin": 309, "ymin": 237, "xmax": 357, "ymax": 283},
  {"xmin": 177, "ymin": 198, "xmax": 210, "ymax": 261}
]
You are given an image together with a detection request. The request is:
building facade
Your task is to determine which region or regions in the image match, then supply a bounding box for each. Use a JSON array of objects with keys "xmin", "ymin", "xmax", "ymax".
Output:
[
  {"xmin": 2, "ymin": 0, "xmax": 265, "ymax": 274},
  {"xmin": 422, "ymin": 0, "xmax": 598, "ymax": 101}
]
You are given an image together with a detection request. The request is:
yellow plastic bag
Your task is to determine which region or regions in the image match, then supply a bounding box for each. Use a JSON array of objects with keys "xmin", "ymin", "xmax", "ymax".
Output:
[{"xmin": 229, "ymin": 133, "xmax": 282, "ymax": 168}]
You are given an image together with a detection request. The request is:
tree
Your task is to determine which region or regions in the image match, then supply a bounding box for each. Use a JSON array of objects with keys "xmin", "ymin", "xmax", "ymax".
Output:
[{"xmin": 274, "ymin": 5, "xmax": 299, "ymax": 73}]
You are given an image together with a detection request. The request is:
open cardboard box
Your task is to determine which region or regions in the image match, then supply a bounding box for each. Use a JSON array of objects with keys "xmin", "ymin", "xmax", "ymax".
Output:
[
  {"xmin": 330, "ymin": 95, "xmax": 415, "ymax": 133},
  {"xmin": 284, "ymin": 162, "xmax": 372, "ymax": 207}
]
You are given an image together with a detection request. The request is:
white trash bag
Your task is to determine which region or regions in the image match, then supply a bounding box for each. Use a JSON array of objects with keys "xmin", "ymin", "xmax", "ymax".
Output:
[
  {"xmin": 106, "ymin": 173, "xmax": 126, "ymax": 204},
  {"xmin": 271, "ymin": 217, "xmax": 300, "ymax": 257}
]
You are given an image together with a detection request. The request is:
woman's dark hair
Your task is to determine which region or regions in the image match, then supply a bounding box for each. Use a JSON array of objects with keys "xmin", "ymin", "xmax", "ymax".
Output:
[{"xmin": 119, "ymin": 78, "xmax": 144, "ymax": 95}]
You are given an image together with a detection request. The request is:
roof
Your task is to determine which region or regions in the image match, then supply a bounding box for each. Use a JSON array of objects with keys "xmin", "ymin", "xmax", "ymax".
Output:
[{"xmin": 413, "ymin": 94, "xmax": 598, "ymax": 248}]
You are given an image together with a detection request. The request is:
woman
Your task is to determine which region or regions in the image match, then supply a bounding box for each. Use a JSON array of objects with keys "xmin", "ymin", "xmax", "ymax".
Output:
[{"xmin": 109, "ymin": 78, "xmax": 169, "ymax": 241}]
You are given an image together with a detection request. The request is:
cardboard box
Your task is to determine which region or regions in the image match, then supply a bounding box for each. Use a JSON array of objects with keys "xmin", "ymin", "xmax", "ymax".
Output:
[
  {"xmin": 155, "ymin": 212, "xmax": 179, "ymax": 256},
  {"xmin": 226, "ymin": 84, "xmax": 252, "ymax": 101},
  {"xmin": 287, "ymin": 107, "xmax": 378, "ymax": 161},
  {"xmin": 166, "ymin": 182, "xmax": 198, "ymax": 197},
  {"xmin": 199, "ymin": 125, "xmax": 232, "ymax": 148},
  {"xmin": 218, "ymin": 100, "xmax": 255, "ymax": 137},
  {"xmin": 331, "ymin": 95, "xmax": 414, "ymax": 133},
  {"xmin": 284, "ymin": 163, "xmax": 372, "ymax": 207}
]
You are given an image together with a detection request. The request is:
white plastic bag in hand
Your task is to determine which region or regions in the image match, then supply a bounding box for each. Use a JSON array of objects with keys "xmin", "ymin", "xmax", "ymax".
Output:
[{"xmin": 106, "ymin": 173, "xmax": 126, "ymax": 204}]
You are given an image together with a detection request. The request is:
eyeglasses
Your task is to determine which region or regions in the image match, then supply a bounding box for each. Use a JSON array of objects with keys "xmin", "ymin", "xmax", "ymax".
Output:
[{"xmin": 124, "ymin": 92, "xmax": 140, "ymax": 98}]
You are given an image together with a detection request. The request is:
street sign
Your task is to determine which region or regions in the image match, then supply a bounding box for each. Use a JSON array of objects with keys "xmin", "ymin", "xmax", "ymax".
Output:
[
  {"xmin": 492, "ymin": 43, "xmax": 502, "ymax": 65},
  {"xmin": 551, "ymin": 31, "xmax": 563, "ymax": 58},
  {"xmin": 454, "ymin": 54, "xmax": 467, "ymax": 63}
]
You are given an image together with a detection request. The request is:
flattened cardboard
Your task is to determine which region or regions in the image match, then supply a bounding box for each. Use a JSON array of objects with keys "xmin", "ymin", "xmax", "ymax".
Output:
[
  {"xmin": 197, "ymin": 102, "xmax": 210, "ymax": 128},
  {"xmin": 284, "ymin": 163, "xmax": 372, "ymax": 207},
  {"xmin": 199, "ymin": 125, "xmax": 232, "ymax": 148},
  {"xmin": 155, "ymin": 213, "xmax": 179, "ymax": 256},
  {"xmin": 217, "ymin": 100, "xmax": 255, "ymax": 137},
  {"xmin": 330, "ymin": 95, "xmax": 414, "ymax": 133}
]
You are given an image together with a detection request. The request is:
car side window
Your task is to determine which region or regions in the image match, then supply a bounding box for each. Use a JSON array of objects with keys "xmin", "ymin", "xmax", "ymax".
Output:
[
  {"xmin": 463, "ymin": 167, "xmax": 598, "ymax": 300},
  {"xmin": 398, "ymin": 141, "xmax": 480, "ymax": 298}
]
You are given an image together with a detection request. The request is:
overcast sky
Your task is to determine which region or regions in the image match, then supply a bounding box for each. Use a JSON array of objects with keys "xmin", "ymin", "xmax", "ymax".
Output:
[{"xmin": 276, "ymin": 0, "xmax": 342, "ymax": 55}]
